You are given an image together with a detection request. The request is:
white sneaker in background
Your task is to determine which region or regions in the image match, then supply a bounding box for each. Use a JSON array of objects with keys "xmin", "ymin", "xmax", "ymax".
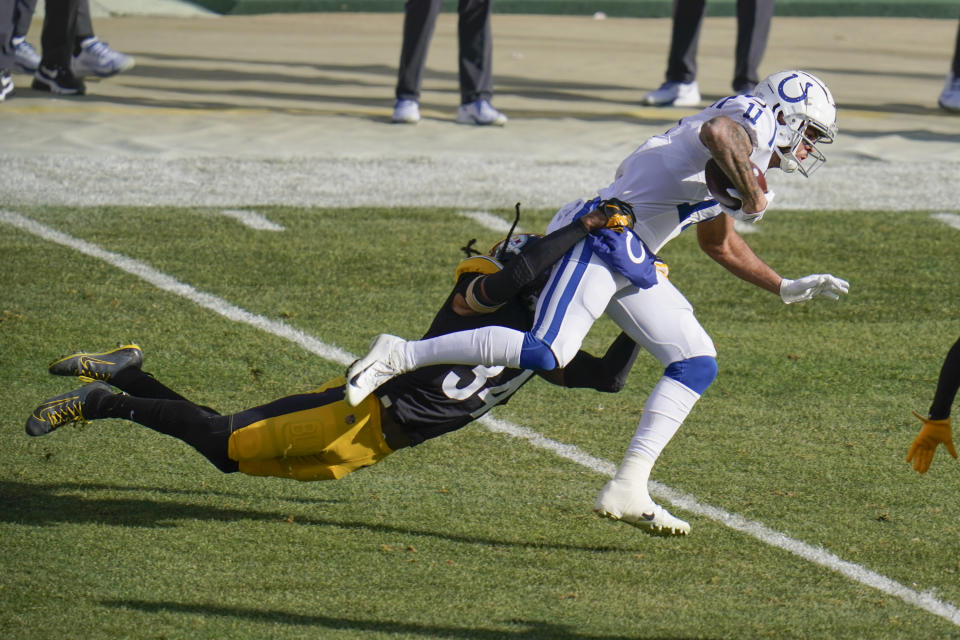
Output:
[
  {"xmin": 642, "ymin": 80, "xmax": 701, "ymax": 107},
  {"xmin": 938, "ymin": 72, "xmax": 960, "ymax": 113},
  {"xmin": 392, "ymin": 99, "xmax": 421, "ymax": 124},
  {"xmin": 12, "ymin": 37, "xmax": 40, "ymax": 73},
  {"xmin": 455, "ymin": 99, "xmax": 507, "ymax": 126},
  {"xmin": 72, "ymin": 37, "xmax": 135, "ymax": 78},
  {"xmin": 0, "ymin": 69, "xmax": 14, "ymax": 101}
]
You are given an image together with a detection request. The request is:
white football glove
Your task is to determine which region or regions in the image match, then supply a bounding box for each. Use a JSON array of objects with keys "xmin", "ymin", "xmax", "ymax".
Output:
[
  {"xmin": 779, "ymin": 274, "xmax": 850, "ymax": 304},
  {"xmin": 720, "ymin": 189, "xmax": 775, "ymax": 224}
]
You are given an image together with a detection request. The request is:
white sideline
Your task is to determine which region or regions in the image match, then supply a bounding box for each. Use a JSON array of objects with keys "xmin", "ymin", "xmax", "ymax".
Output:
[{"xmin": 3, "ymin": 208, "xmax": 959, "ymax": 629}]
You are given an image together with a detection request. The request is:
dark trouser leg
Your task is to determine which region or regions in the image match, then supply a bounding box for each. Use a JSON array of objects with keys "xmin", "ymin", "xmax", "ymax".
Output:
[
  {"xmin": 395, "ymin": 0, "xmax": 443, "ymax": 101},
  {"xmin": 733, "ymin": 0, "xmax": 774, "ymax": 91},
  {"xmin": 74, "ymin": 0, "xmax": 92, "ymax": 51},
  {"xmin": 39, "ymin": 0, "xmax": 79, "ymax": 68},
  {"xmin": 951, "ymin": 16, "xmax": 960, "ymax": 76},
  {"xmin": 665, "ymin": 0, "xmax": 706, "ymax": 83},
  {"xmin": 0, "ymin": 0, "xmax": 16, "ymax": 70},
  {"xmin": 456, "ymin": 0, "xmax": 492, "ymax": 104},
  {"xmin": 12, "ymin": 0, "xmax": 38, "ymax": 37}
]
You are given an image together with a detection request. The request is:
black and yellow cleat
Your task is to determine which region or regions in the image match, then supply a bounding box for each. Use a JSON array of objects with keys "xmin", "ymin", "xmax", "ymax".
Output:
[
  {"xmin": 25, "ymin": 381, "xmax": 112, "ymax": 436},
  {"xmin": 48, "ymin": 344, "xmax": 142, "ymax": 381}
]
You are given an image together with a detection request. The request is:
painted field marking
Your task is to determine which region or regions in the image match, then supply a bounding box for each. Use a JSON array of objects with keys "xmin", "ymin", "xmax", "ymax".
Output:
[
  {"xmin": 931, "ymin": 213, "xmax": 960, "ymax": 231},
  {"xmin": 3, "ymin": 208, "xmax": 959, "ymax": 629},
  {"xmin": 0, "ymin": 211, "xmax": 351, "ymax": 366},
  {"xmin": 457, "ymin": 210, "xmax": 523, "ymax": 234},
  {"xmin": 218, "ymin": 209, "xmax": 285, "ymax": 231}
]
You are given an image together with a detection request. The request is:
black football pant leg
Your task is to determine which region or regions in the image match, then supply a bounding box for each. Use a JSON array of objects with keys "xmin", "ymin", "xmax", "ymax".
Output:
[{"xmin": 91, "ymin": 367, "xmax": 238, "ymax": 473}]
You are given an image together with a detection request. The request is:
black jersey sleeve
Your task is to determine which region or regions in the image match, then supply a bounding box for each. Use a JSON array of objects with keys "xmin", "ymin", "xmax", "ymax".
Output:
[
  {"xmin": 476, "ymin": 218, "xmax": 590, "ymax": 306},
  {"xmin": 560, "ymin": 332, "xmax": 640, "ymax": 393}
]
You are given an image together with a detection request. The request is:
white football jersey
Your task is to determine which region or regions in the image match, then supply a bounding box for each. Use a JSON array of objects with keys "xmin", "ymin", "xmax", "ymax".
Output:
[{"xmin": 549, "ymin": 95, "xmax": 777, "ymax": 253}]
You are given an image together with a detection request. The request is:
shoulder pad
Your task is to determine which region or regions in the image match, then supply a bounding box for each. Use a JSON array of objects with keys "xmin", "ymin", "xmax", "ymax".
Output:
[{"xmin": 454, "ymin": 256, "xmax": 502, "ymax": 282}]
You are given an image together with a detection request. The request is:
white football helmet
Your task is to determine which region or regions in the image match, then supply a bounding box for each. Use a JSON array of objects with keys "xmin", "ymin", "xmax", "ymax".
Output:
[{"xmin": 753, "ymin": 70, "xmax": 838, "ymax": 177}]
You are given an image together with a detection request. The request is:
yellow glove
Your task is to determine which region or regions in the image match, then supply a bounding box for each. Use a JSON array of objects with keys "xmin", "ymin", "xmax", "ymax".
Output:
[{"xmin": 906, "ymin": 411, "xmax": 957, "ymax": 473}]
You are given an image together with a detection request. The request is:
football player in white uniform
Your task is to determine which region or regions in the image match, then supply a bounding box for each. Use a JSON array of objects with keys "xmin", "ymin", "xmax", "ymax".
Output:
[{"xmin": 346, "ymin": 70, "xmax": 850, "ymax": 536}]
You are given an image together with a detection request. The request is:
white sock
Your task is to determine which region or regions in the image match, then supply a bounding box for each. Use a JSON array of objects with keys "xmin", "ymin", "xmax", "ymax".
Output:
[
  {"xmin": 398, "ymin": 326, "xmax": 525, "ymax": 370},
  {"xmin": 626, "ymin": 375, "xmax": 701, "ymax": 462}
]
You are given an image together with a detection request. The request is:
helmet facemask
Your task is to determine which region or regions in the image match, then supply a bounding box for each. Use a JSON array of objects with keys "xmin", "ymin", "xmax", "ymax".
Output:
[
  {"xmin": 776, "ymin": 115, "xmax": 836, "ymax": 177},
  {"xmin": 755, "ymin": 70, "xmax": 838, "ymax": 178}
]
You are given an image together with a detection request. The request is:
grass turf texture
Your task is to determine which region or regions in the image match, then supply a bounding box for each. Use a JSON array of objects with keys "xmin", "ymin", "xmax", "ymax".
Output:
[{"xmin": 1, "ymin": 205, "xmax": 958, "ymax": 639}]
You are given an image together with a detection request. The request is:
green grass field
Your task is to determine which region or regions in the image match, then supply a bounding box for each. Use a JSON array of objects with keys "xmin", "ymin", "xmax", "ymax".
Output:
[{"xmin": 1, "ymin": 204, "xmax": 958, "ymax": 639}]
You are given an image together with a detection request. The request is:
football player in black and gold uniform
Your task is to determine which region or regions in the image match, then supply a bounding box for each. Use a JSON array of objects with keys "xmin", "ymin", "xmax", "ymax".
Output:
[{"xmin": 24, "ymin": 203, "xmax": 640, "ymax": 481}]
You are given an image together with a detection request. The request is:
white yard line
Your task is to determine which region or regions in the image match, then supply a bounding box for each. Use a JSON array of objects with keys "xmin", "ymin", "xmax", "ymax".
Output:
[
  {"xmin": 457, "ymin": 210, "xmax": 524, "ymax": 234},
  {"xmin": 0, "ymin": 211, "xmax": 352, "ymax": 367},
  {"xmin": 218, "ymin": 209, "xmax": 286, "ymax": 232},
  {"xmin": 3, "ymin": 208, "xmax": 959, "ymax": 629},
  {"xmin": 932, "ymin": 213, "xmax": 960, "ymax": 231}
]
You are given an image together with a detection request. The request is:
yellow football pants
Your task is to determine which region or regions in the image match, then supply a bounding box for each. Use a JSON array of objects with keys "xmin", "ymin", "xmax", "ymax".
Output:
[{"xmin": 227, "ymin": 377, "xmax": 393, "ymax": 481}]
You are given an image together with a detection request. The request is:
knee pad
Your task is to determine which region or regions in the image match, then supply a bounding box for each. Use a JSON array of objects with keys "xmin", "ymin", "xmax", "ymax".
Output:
[
  {"xmin": 664, "ymin": 355, "xmax": 717, "ymax": 395},
  {"xmin": 518, "ymin": 333, "xmax": 558, "ymax": 371}
]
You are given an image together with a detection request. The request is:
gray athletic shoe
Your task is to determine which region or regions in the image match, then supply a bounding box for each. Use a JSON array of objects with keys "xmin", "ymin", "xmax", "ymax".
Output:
[
  {"xmin": 25, "ymin": 381, "xmax": 112, "ymax": 436},
  {"xmin": 48, "ymin": 344, "xmax": 143, "ymax": 381}
]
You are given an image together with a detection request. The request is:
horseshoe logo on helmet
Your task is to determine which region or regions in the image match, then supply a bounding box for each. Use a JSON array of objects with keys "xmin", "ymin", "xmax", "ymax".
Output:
[{"xmin": 778, "ymin": 73, "xmax": 813, "ymax": 103}]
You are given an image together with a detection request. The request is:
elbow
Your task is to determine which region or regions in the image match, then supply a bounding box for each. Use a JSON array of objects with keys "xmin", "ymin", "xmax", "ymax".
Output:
[
  {"xmin": 698, "ymin": 239, "xmax": 726, "ymax": 263},
  {"xmin": 699, "ymin": 117, "xmax": 732, "ymax": 154}
]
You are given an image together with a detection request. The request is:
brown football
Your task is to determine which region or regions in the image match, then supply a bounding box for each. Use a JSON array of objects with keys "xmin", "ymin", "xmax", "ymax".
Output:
[{"xmin": 705, "ymin": 159, "xmax": 767, "ymax": 209}]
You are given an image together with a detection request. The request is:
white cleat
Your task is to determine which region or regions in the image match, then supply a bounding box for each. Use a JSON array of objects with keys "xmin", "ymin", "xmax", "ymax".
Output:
[
  {"xmin": 345, "ymin": 333, "xmax": 407, "ymax": 406},
  {"xmin": 593, "ymin": 479, "xmax": 690, "ymax": 536}
]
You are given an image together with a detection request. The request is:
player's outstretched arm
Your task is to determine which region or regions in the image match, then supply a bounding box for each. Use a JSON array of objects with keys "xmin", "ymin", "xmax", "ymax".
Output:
[
  {"xmin": 457, "ymin": 206, "xmax": 614, "ymax": 315},
  {"xmin": 696, "ymin": 215, "xmax": 849, "ymax": 303}
]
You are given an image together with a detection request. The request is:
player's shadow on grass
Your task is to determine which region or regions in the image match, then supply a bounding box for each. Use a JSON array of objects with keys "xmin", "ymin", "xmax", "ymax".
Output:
[
  {"xmin": 101, "ymin": 600, "xmax": 713, "ymax": 640},
  {"xmin": 0, "ymin": 480, "xmax": 633, "ymax": 554}
]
